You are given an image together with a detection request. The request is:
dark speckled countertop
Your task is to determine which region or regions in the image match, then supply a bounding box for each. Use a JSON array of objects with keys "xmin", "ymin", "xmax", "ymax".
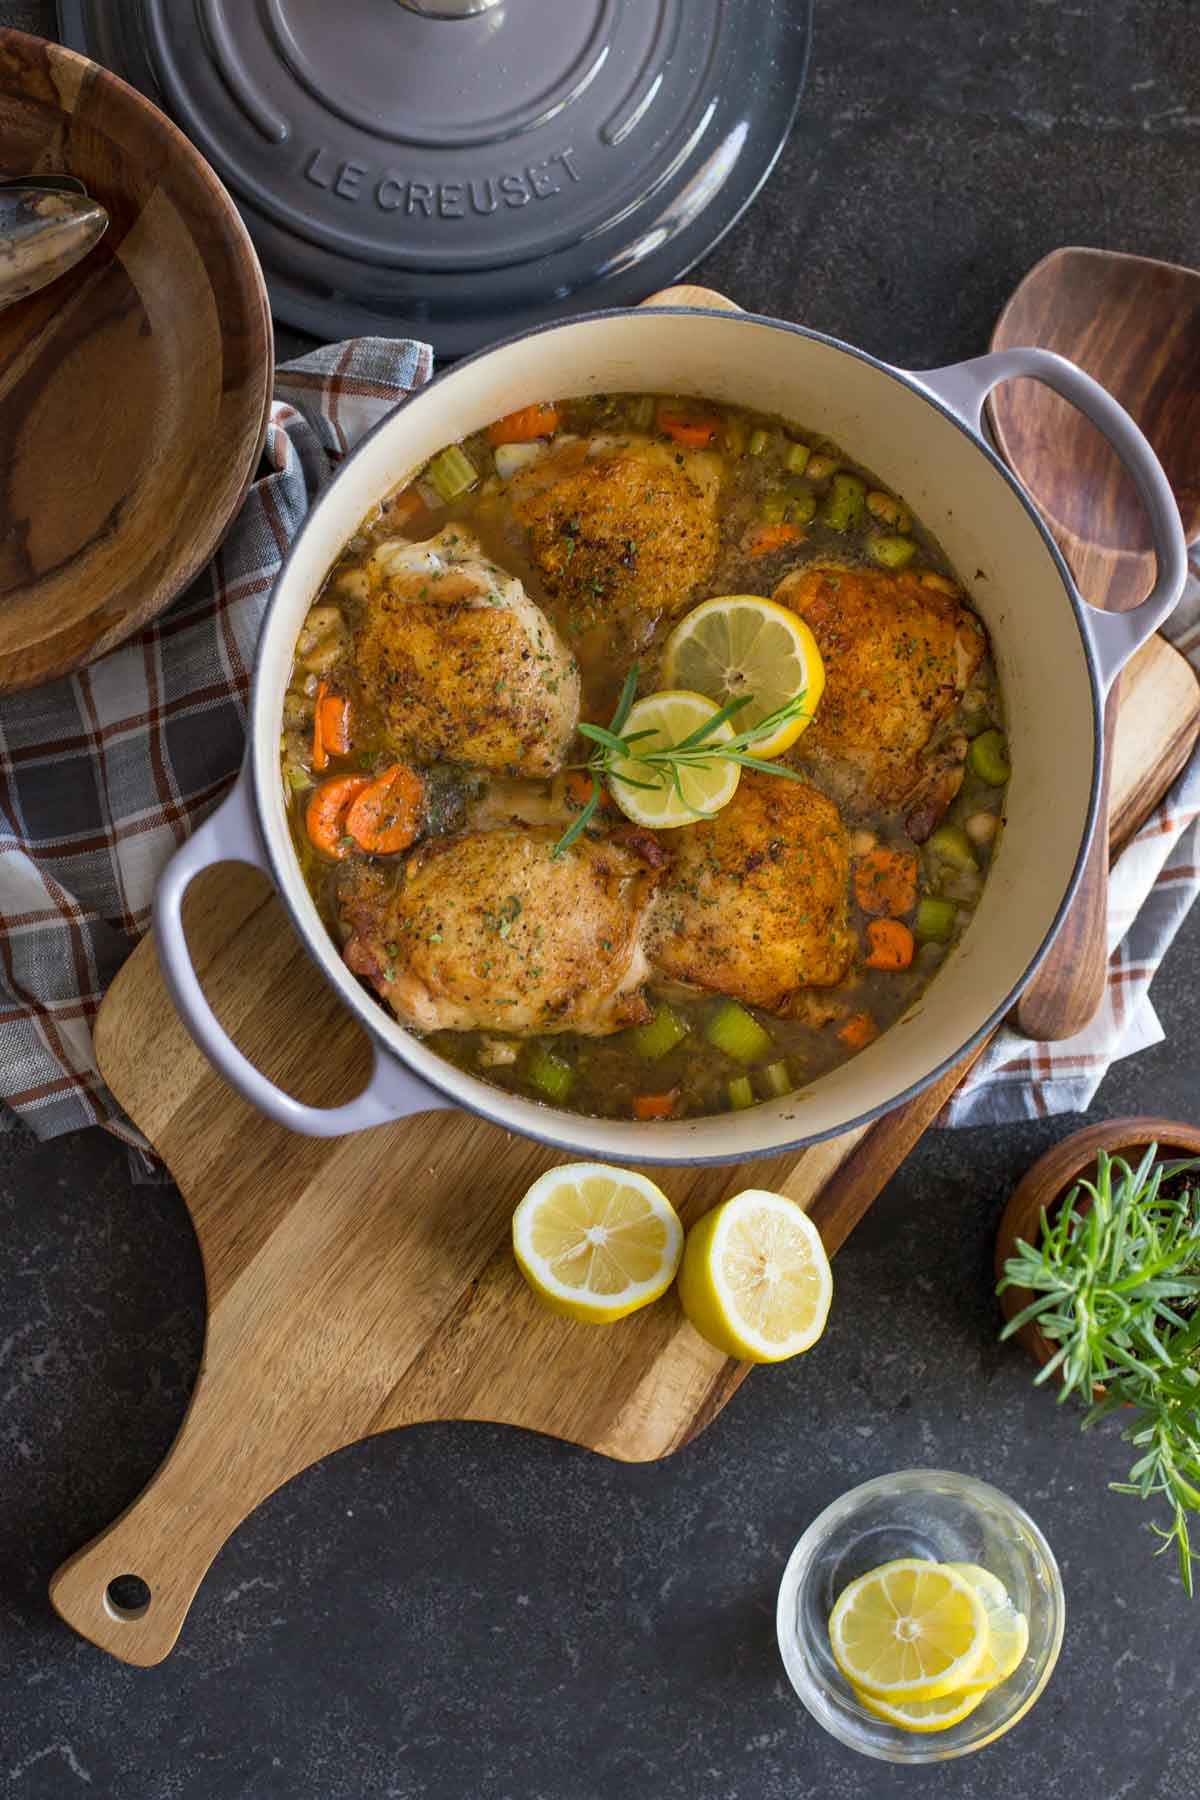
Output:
[{"xmin": 3, "ymin": 3, "xmax": 1200, "ymax": 1796}]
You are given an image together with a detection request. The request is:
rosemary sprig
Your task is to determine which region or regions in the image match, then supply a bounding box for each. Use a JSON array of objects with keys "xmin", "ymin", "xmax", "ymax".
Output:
[
  {"xmin": 998, "ymin": 1144, "xmax": 1200, "ymax": 1594},
  {"xmin": 552, "ymin": 663, "xmax": 810, "ymax": 856}
]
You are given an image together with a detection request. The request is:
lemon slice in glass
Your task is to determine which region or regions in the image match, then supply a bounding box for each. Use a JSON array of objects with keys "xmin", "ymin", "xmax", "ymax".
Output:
[
  {"xmin": 676, "ymin": 1189, "xmax": 833, "ymax": 1362},
  {"xmin": 851, "ymin": 1684, "xmax": 986, "ymax": 1733},
  {"xmin": 607, "ymin": 689, "xmax": 739, "ymax": 829},
  {"xmin": 828, "ymin": 1559, "xmax": 990, "ymax": 1702},
  {"xmin": 512, "ymin": 1163, "xmax": 684, "ymax": 1323},
  {"xmin": 661, "ymin": 594, "xmax": 825, "ymax": 755},
  {"xmin": 942, "ymin": 1562, "xmax": 1030, "ymax": 1692}
]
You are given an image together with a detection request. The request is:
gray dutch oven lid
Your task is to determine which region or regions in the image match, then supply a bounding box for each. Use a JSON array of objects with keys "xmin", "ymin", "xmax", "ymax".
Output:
[{"xmin": 58, "ymin": 0, "xmax": 812, "ymax": 356}]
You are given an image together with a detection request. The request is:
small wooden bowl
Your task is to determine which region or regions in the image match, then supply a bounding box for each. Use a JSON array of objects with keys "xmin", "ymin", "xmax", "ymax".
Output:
[
  {"xmin": 0, "ymin": 30, "xmax": 273, "ymax": 690},
  {"xmin": 995, "ymin": 1116, "xmax": 1200, "ymax": 1376}
]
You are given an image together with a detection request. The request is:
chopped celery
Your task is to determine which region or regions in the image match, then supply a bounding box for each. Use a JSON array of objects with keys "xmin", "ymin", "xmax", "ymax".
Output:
[
  {"xmin": 747, "ymin": 427, "xmax": 769, "ymax": 456},
  {"xmin": 425, "ymin": 444, "xmax": 477, "ymax": 503},
  {"xmin": 788, "ymin": 487, "xmax": 818, "ymax": 525},
  {"xmin": 869, "ymin": 534, "xmax": 917, "ymax": 569},
  {"xmin": 629, "ymin": 394, "xmax": 656, "ymax": 429},
  {"xmin": 968, "ymin": 729, "xmax": 1011, "ymax": 786},
  {"xmin": 706, "ymin": 999, "xmax": 772, "ymax": 1064},
  {"xmin": 761, "ymin": 1060, "xmax": 793, "ymax": 1098},
  {"xmin": 287, "ymin": 767, "xmax": 314, "ymax": 791},
  {"xmin": 633, "ymin": 1004, "xmax": 690, "ymax": 1061},
  {"xmin": 525, "ymin": 1044, "xmax": 574, "ymax": 1103},
  {"xmin": 727, "ymin": 1075, "xmax": 755, "ymax": 1110},
  {"xmin": 914, "ymin": 896, "xmax": 957, "ymax": 942},
  {"xmin": 785, "ymin": 441, "xmax": 811, "ymax": 475},
  {"xmin": 823, "ymin": 472, "xmax": 866, "ymax": 531},
  {"xmin": 926, "ymin": 823, "xmax": 978, "ymax": 871},
  {"xmin": 760, "ymin": 491, "xmax": 791, "ymax": 523},
  {"xmin": 805, "ymin": 453, "xmax": 838, "ymax": 480}
]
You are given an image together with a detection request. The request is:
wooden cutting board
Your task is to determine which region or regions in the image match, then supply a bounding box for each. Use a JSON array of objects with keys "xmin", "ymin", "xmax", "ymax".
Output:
[{"xmin": 46, "ymin": 630, "xmax": 1199, "ymax": 1667}]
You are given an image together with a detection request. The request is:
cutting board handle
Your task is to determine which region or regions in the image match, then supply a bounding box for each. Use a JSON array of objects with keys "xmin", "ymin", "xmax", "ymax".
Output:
[{"xmin": 49, "ymin": 1373, "xmax": 269, "ymax": 1665}]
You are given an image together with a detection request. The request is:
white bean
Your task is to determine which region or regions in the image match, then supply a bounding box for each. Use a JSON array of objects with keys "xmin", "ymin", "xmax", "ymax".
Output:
[
  {"xmin": 966, "ymin": 811, "xmax": 998, "ymax": 846},
  {"xmin": 851, "ymin": 829, "xmax": 878, "ymax": 857},
  {"xmin": 297, "ymin": 603, "xmax": 348, "ymax": 674}
]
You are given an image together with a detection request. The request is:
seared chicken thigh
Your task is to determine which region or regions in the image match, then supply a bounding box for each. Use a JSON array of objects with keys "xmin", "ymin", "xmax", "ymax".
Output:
[
  {"xmin": 340, "ymin": 826, "xmax": 660, "ymax": 1036},
  {"xmin": 508, "ymin": 435, "xmax": 721, "ymax": 637},
  {"xmin": 353, "ymin": 525, "xmax": 579, "ymax": 777},
  {"xmin": 773, "ymin": 564, "xmax": 986, "ymax": 825},
  {"xmin": 645, "ymin": 772, "xmax": 854, "ymax": 1013}
]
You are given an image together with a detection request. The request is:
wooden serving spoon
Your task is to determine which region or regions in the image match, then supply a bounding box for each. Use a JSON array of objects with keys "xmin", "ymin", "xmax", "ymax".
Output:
[{"xmin": 990, "ymin": 247, "xmax": 1200, "ymax": 1041}]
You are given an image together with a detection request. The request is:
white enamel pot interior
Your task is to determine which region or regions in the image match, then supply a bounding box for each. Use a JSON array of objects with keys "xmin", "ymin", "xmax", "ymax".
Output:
[{"xmin": 156, "ymin": 306, "xmax": 1186, "ymax": 1160}]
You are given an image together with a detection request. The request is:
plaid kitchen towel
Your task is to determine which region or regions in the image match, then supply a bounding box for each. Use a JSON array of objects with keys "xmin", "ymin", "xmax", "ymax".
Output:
[
  {"xmin": 0, "ymin": 336, "xmax": 431, "ymax": 1148},
  {"xmin": 0, "ymin": 329, "xmax": 1196, "ymax": 1146}
]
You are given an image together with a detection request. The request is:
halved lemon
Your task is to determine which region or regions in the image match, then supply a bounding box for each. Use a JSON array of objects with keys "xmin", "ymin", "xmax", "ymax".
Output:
[
  {"xmin": 661, "ymin": 594, "xmax": 825, "ymax": 755},
  {"xmin": 512, "ymin": 1163, "xmax": 684, "ymax": 1323},
  {"xmin": 942, "ymin": 1562, "xmax": 1030, "ymax": 1693},
  {"xmin": 675, "ymin": 1189, "xmax": 832, "ymax": 1362},
  {"xmin": 828, "ymin": 1559, "xmax": 990, "ymax": 1702},
  {"xmin": 607, "ymin": 689, "xmax": 739, "ymax": 829},
  {"xmin": 851, "ymin": 1684, "xmax": 986, "ymax": 1733}
]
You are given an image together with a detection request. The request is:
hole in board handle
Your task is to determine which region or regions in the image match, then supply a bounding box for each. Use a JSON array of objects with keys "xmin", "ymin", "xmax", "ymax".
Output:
[{"xmin": 104, "ymin": 1573, "xmax": 151, "ymax": 1622}]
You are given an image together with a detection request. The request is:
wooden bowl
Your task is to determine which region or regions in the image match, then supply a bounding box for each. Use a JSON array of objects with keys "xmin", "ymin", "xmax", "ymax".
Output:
[
  {"xmin": 995, "ymin": 1116, "xmax": 1200, "ymax": 1377},
  {"xmin": 0, "ymin": 29, "xmax": 272, "ymax": 690}
]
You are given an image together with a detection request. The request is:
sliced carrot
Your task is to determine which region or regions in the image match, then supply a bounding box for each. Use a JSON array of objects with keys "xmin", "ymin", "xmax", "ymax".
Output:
[
  {"xmin": 488, "ymin": 402, "xmax": 562, "ymax": 446},
  {"xmin": 345, "ymin": 762, "xmax": 424, "ymax": 854},
  {"xmin": 744, "ymin": 522, "xmax": 805, "ymax": 558},
  {"xmin": 382, "ymin": 484, "xmax": 425, "ymax": 525},
  {"xmin": 853, "ymin": 847, "xmax": 919, "ymax": 917},
  {"xmin": 312, "ymin": 681, "xmax": 328, "ymax": 772},
  {"xmin": 306, "ymin": 774, "xmax": 371, "ymax": 859},
  {"xmin": 655, "ymin": 401, "xmax": 721, "ymax": 449},
  {"xmin": 633, "ymin": 1090, "xmax": 679, "ymax": 1120},
  {"xmin": 317, "ymin": 685, "xmax": 351, "ymax": 759},
  {"xmin": 564, "ymin": 769, "xmax": 596, "ymax": 810},
  {"xmin": 837, "ymin": 1011, "xmax": 879, "ymax": 1051},
  {"xmin": 864, "ymin": 918, "xmax": 915, "ymax": 970}
]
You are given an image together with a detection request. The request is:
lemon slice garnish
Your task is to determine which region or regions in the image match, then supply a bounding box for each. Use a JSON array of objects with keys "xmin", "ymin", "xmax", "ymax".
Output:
[
  {"xmin": 942, "ymin": 1562, "xmax": 1030, "ymax": 1693},
  {"xmin": 828, "ymin": 1559, "xmax": 990, "ymax": 1702},
  {"xmin": 676, "ymin": 1190, "xmax": 833, "ymax": 1362},
  {"xmin": 512, "ymin": 1163, "xmax": 683, "ymax": 1323},
  {"xmin": 607, "ymin": 689, "xmax": 739, "ymax": 829},
  {"xmin": 661, "ymin": 594, "xmax": 825, "ymax": 756},
  {"xmin": 851, "ymin": 1684, "xmax": 986, "ymax": 1732}
]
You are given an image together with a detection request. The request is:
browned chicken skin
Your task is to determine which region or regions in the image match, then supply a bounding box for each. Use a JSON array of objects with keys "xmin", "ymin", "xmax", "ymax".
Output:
[
  {"xmin": 508, "ymin": 436, "xmax": 721, "ymax": 638},
  {"xmin": 645, "ymin": 772, "xmax": 855, "ymax": 1013},
  {"xmin": 353, "ymin": 525, "xmax": 579, "ymax": 778},
  {"xmin": 773, "ymin": 563, "xmax": 986, "ymax": 826},
  {"xmin": 339, "ymin": 826, "xmax": 660, "ymax": 1036}
]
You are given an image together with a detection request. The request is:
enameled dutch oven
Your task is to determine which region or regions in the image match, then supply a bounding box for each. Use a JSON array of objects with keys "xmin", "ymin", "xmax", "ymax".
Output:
[{"xmin": 154, "ymin": 302, "xmax": 1187, "ymax": 1163}]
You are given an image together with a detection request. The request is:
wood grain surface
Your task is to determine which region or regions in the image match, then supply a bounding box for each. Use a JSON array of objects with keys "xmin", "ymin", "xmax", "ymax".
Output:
[
  {"xmin": 0, "ymin": 28, "xmax": 272, "ymax": 689},
  {"xmin": 990, "ymin": 245, "xmax": 1200, "ymax": 610},
  {"xmin": 991, "ymin": 246, "xmax": 1200, "ymax": 1037},
  {"xmin": 47, "ymin": 629, "xmax": 1199, "ymax": 1666}
]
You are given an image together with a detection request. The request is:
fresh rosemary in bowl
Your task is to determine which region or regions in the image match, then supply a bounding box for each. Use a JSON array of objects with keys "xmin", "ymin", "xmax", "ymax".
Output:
[{"xmin": 998, "ymin": 1143, "xmax": 1200, "ymax": 1594}]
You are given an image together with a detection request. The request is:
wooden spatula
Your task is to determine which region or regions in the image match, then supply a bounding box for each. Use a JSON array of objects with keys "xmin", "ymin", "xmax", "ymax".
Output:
[{"xmin": 990, "ymin": 246, "xmax": 1200, "ymax": 1041}]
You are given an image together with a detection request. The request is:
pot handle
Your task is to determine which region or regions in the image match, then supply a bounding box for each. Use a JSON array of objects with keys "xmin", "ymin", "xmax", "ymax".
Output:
[
  {"xmin": 153, "ymin": 770, "xmax": 451, "ymax": 1137},
  {"xmin": 913, "ymin": 348, "xmax": 1188, "ymax": 690}
]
